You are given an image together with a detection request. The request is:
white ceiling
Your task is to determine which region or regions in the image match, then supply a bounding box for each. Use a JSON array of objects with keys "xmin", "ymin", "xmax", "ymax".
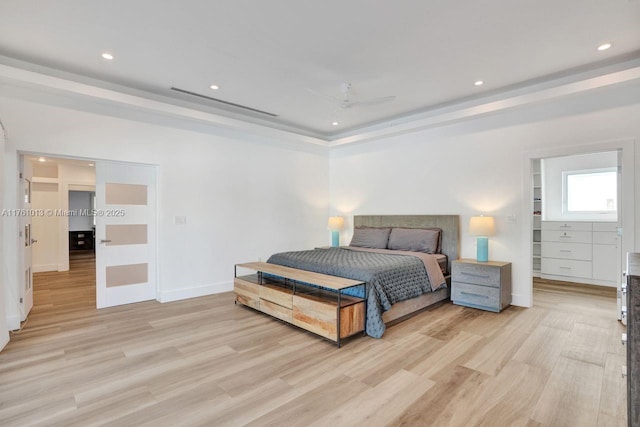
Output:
[{"xmin": 1, "ymin": 0, "xmax": 639, "ymax": 138}]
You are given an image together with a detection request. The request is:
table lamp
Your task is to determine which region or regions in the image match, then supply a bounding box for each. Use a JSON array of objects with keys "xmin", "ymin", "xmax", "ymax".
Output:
[
  {"xmin": 327, "ymin": 216, "xmax": 344, "ymax": 247},
  {"xmin": 469, "ymin": 216, "xmax": 495, "ymax": 262}
]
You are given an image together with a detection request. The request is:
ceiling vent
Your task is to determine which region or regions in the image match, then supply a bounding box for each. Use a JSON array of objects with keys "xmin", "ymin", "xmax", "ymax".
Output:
[{"xmin": 170, "ymin": 87, "xmax": 278, "ymax": 117}]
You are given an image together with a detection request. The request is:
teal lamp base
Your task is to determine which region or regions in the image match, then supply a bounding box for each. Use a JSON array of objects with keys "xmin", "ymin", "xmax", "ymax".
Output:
[
  {"xmin": 331, "ymin": 231, "xmax": 340, "ymax": 247},
  {"xmin": 476, "ymin": 236, "xmax": 489, "ymax": 262}
]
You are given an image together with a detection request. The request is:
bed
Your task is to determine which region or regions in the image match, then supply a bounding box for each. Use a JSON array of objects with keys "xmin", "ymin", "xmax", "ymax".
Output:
[{"xmin": 266, "ymin": 215, "xmax": 459, "ymax": 338}]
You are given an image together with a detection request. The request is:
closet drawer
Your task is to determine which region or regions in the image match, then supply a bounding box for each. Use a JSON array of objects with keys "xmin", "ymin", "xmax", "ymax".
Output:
[
  {"xmin": 541, "ymin": 242, "xmax": 591, "ymax": 261},
  {"xmin": 541, "ymin": 258, "xmax": 592, "ymax": 279},
  {"xmin": 541, "ymin": 230, "xmax": 592, "ymax": 244},
  {"xmin": 593, "ymin": 222, "xmax": 617, "ymax": 232},
  {"xmin": 541, "ymin": 221, "xmax": 592, "ymax": 232},
  {"xmin": 593, "ymin": 231, "xmax": 618, "ymax": 245}
]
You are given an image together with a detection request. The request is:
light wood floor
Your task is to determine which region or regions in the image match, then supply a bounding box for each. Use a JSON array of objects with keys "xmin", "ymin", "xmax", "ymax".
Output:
[{"xmin": 0, "ymin": 259, "xmax": 627, "ymax": 427}]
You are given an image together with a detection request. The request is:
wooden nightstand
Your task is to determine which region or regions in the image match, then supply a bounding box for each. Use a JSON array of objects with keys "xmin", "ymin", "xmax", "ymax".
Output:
[{"xmin": 451, "ymin": 259, "xmax": 512, "ymax": 312}]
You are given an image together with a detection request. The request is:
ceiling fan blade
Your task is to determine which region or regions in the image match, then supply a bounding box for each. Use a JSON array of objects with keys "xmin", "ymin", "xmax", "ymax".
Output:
[
  {"xmin": 306, "ymin": 88, "xmax": 342, "ymax": 104},
  {"xmin": 341, "ymin": 95, "xmax": 396, "ymax": 109}
]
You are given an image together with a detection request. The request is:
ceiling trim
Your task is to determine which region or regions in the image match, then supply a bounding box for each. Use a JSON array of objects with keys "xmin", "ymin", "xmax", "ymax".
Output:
[
  {"xmin": 329, "ymin": 57, "xmax": 640, "ymax": 147},
  {"xmin": 0, "ymin": 62, "xmax": 329, "ymax": 148},
  {"xmin": 1, "ymin": 57, "xmax": 639, "ymax": 149}
]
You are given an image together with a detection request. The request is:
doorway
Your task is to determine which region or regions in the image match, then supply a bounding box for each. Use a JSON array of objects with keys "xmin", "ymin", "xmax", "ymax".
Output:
[
  {"xmin": 30, "ymin": 156, "xmax": 97, "ymax": 314},
  {"xmin": 532, "ymin": 151, "xmax": 620, "ymax": 287},
  {"xmin": 523, "ymin": 139, "xmax": 635, "ymax": 314},
  {"xmin": 16, "ymin": 153, "xmax": 158, "ymax": 321}
]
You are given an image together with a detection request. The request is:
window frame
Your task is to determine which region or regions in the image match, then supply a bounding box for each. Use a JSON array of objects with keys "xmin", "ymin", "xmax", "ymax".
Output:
[{"xmin": 562, "ymin": 167, "xmax": 617, "ymax": 215}]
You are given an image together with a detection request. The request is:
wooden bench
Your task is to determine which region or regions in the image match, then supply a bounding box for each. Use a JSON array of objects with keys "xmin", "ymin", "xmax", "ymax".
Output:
[{"xmin": 234, "ymin": 262, "xmax": 366, "ymax": 347}]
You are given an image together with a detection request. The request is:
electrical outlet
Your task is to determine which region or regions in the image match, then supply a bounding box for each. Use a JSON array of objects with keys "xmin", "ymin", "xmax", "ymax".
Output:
[{"xmin": 507, "ymin": 214, "xmax": 517, "ymax": 223}]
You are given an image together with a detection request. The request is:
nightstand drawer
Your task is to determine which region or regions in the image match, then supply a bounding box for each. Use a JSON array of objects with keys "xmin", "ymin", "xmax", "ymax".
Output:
[
  {"xmin": 451, "ymin": 282, "xmax": 499, "ymax": 310},
  {"xmin": 452, "ymin": 263, "xmax": 501, "ymax": 287}
]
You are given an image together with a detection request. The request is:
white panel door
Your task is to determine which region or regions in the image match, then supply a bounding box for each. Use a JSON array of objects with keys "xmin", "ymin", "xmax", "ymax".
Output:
[
  {"xmin": 95, "ymin": 162, "xmax": 157, "ymax": 309},
  {"xmin": 20, "ymin": 157, "xmax": 34, "ymax": 320}
]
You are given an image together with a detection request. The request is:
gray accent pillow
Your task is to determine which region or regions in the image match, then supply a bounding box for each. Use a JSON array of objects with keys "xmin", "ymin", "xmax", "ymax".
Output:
[
  {"xmin": 349, "ymin": 227, "xmax": 391, "ymax": 249},
  {"xmin": 387, "ymin": 228, "xmax": 441, "ymax": 254}
]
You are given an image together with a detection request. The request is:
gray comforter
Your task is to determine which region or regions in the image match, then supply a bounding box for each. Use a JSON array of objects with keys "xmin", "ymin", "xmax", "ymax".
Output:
[{"xmin": 267, "ymin": 247, "xmax": 442, "ymax": 338}]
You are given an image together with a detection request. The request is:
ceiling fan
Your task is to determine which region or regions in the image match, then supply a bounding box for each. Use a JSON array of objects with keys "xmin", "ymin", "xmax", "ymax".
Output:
[{"xmin": 310, "ymin": 82, "xmax": 396, "ymax": 109}]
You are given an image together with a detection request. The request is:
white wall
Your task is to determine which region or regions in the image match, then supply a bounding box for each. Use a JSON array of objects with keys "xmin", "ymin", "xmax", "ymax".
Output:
[
  {"xmin": 68, "ymin": 191, "xmax": 93, "ymax": 231},
  {"xmin": 32, "ymin": 182, "xmax": 59, "ymax": 272},
  {"xmin": 1, "ymin": 95, "xmax": 329, "ymax": 325},
  {"xmin": 543, "ymin": 151, "xmax": 618, "ymax": 221},
  {"xmin": 330, "ymin": 82, "xmax": 640, "ymax": 308},
  {"xmin": 30, "ymin": 163, "xmax": 96, "ymax": 273},
  {"xmin": 0, "ymin": 119, "xmax": 9, "ymax": 349}
]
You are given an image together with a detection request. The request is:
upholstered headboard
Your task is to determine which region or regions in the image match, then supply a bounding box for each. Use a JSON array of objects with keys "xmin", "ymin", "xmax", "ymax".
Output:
[{"xmin": 353, "ymin": 215, "xmax": 460, "ymax": 273}]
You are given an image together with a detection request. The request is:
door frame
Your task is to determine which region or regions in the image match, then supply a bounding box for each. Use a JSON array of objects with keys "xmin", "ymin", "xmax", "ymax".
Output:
[
  {"xmin": 521, "ymin": 138, "xmax": 636, "ymax": 307},
  {"xmin": 0, "ymin": 120, "xmax": 8, "ymax": 349},
  {"xmin": 19, "ymin": 156, "xmax": 34, "ymax": 321},
  {"xmin": 10, "ymin": 152, "xmax": 159, "ymax": 319}
]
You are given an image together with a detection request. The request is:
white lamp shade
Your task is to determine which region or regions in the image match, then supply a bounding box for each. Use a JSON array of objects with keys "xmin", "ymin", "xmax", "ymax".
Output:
[
  {"xmin": 327, "ymin": 216, "xmax": 344, "ymax": 231},
  {"xmin": 469, "ymin": 216, "xmax": 495, "ymax": 236}
]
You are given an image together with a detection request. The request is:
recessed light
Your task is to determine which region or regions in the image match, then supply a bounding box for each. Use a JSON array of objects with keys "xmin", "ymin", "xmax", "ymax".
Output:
[
  {"xmin": 331, "ymin": 121, "xmax": 339, "ymax": 126},
  {"xmin": 209, "ymin": 84, "xmax": 219, "ymax": 90},
  {"xmin": 88, "ymin": 163, "xmax": 95, "ymax": 167},
  {"xmin": 474, "ymin": 80, "xmax": 484, "ymax": 86},
  {"xmin": 38, "ymin": 157, "xmax": 46, "ymax": 162},
  {"xmin": 101, "ymin": 52, "xmax": 114, "ymax": 60},
  {"xmin": 597, "ymin": 43, "xmax": 612, "ymax": 51}
]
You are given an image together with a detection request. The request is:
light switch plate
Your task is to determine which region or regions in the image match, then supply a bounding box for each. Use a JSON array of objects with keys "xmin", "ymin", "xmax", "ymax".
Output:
[{"xmin": 174, "ymin": 216, "xmax": 187, "ymax": 225}]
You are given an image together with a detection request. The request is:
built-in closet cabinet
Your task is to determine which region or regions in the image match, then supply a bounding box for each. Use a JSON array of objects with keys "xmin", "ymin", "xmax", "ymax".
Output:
[
  {"xmin": 540, "ymin": 221, "xmax": 618, "ymax": 287},
  {"xmin": 592, "ymin": 222, "xmax": 619, "ymax": 282}
]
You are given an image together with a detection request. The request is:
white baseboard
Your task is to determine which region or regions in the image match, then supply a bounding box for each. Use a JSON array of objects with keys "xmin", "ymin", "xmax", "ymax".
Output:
[
  {"xmin": 540, "ymin": 273, "xmax": 617, "ymax": 288},
  {"xmin": 0, "ymin": 332, "xmax": 9, "ymax": 352},
  {"xmin": 33, "ymin": 264, "xmax": 59, "ymax": 273},
  {"xmin": 7, "ymin": 314, "xmax": 21, "ymax": 331},
  {"xmin": 510, "ymin": 293, "xmax": 532, "ymax": 308},
  {"xmin": 157, "ymin": 281, "xmax": 233, "ymax": 303}
]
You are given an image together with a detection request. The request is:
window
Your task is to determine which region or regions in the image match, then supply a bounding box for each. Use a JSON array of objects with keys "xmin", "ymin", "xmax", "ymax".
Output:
[{"xmin": 563, "ymin": 168, "xmax": 617, "ymax": 213}]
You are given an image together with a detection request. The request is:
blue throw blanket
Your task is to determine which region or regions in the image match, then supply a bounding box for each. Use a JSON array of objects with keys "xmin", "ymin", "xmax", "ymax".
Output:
[{"xmin": 267, "ymin": 247, "xmax": 437, "ymax": 338}]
